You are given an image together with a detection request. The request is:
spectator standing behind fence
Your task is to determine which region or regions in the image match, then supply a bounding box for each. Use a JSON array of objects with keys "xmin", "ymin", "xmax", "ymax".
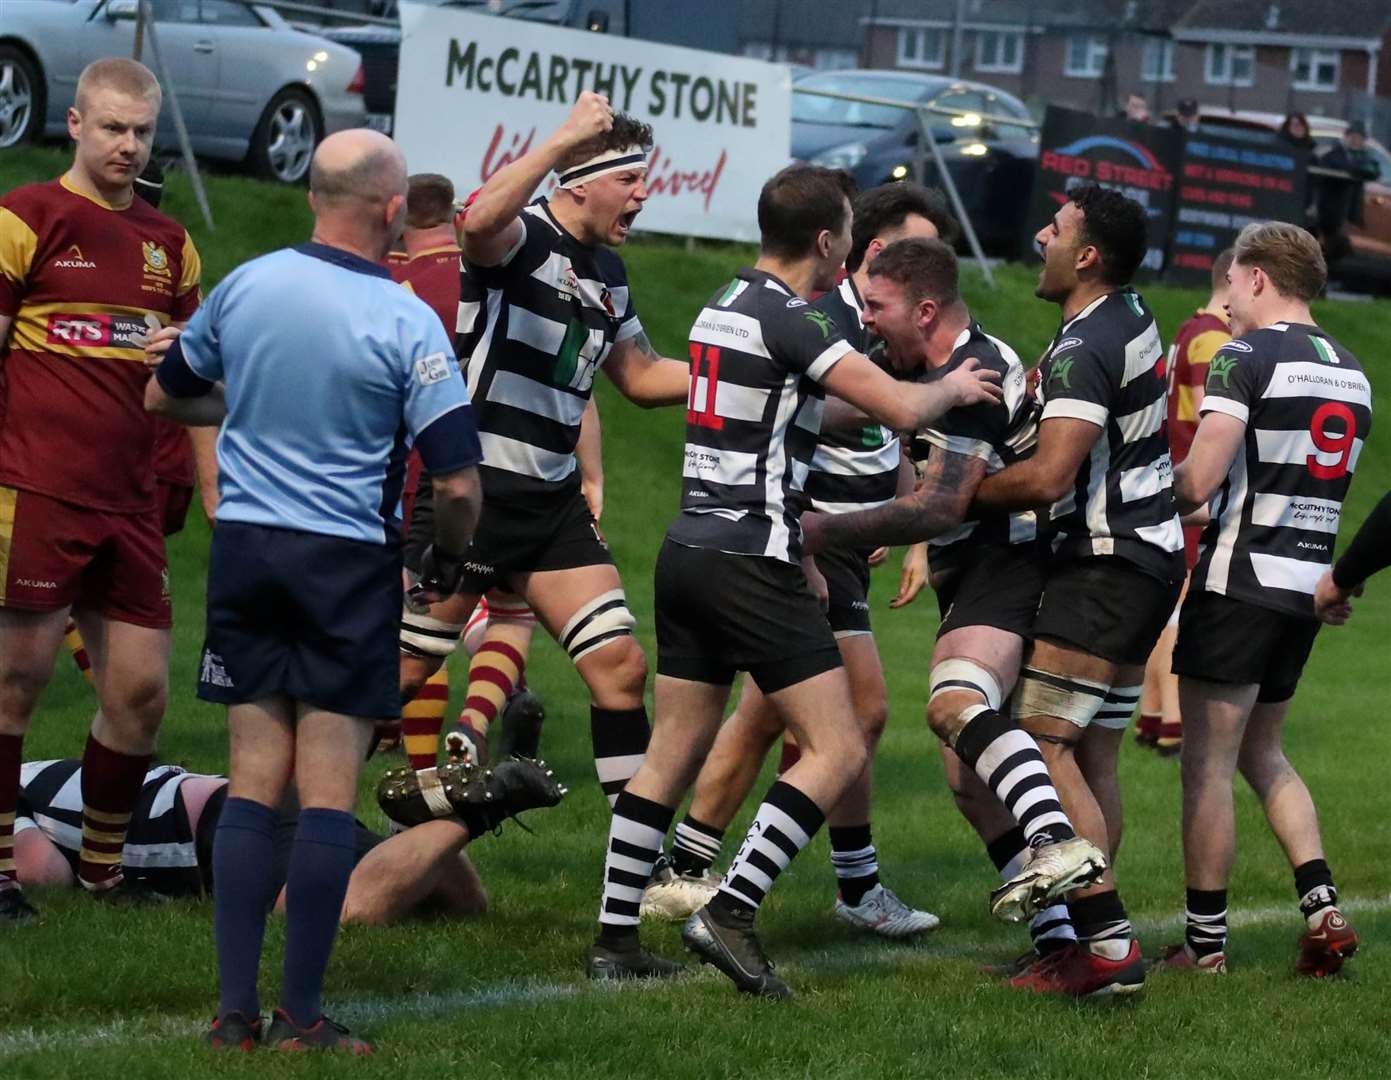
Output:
[
  {"xmin": 144, "ymin": 129, "xmax": 484, "ymax": 1054},
  {"xmin": 1317, "ymin": 121, "xmax": 1381, "ymax": 263}
]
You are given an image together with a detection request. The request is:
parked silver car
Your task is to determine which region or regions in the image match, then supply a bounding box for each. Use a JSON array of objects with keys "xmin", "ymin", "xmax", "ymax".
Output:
[{"xmin": 0, "ymin": 0, "xmax": 367, "ymax": 182}]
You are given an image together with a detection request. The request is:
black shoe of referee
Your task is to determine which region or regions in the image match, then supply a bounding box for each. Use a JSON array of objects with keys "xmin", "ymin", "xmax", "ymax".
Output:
[
  {"xmin": 88, "ymin": 875, "xmax": 173, "ymax": 907},
  {"xmin": 682, "ymin": 903, "xmax": 791, "ymax": 1000}
]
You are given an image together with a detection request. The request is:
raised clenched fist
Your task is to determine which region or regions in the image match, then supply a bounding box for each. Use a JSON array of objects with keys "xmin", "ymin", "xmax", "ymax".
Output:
[{"xmin": 559, "ymin": 90, "xmax": 614, "ymax": 148}]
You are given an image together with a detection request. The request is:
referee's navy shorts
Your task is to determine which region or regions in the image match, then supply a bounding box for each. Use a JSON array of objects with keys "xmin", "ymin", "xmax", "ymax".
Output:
[{"xmin": 198, "ymin": 522, "xmax": 402, "ymax": 720}]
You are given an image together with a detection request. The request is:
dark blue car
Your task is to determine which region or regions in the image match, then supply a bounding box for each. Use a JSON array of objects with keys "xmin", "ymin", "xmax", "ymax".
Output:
[{"xmin": 792, "ymin": 69, "xmax": 1039, "ymax": 254}]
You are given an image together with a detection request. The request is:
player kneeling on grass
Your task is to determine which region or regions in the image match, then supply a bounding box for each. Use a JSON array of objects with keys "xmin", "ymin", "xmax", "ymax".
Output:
[
  {"xmin": 1164, "ymin": 222, "xmax": 1370, "ymax": 977},
  {"xmin": 11, "ymin": 756, "xmax": 564, "ymax": 936}
]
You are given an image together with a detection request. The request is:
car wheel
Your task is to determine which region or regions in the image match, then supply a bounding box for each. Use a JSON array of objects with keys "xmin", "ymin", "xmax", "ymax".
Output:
[
  {"xmin": 248, "ymin": 87, "xmax": 321, "ymax": 184},
  {"xmin": 0, "ymin": 45, "xmax": 44, "ymax": 150}
]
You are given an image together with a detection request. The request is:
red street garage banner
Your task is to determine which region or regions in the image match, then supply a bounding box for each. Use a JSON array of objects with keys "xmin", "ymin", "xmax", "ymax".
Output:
[
  {"xmin": 1026, "ymin": 106, "xmax": 1182, "ymax": 274},
  {"xmin": 1167, "ymin": 128, "xmax": 1310, "ymax": 283}
]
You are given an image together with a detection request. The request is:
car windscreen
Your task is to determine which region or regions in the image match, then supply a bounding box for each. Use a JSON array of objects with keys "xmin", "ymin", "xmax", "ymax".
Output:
[{"xmin": 792, "ymin": 76, "xmax": 926, "ymax": 129}]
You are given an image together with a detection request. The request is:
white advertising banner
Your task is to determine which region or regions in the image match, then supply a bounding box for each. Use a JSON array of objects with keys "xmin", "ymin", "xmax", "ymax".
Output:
[{"xmin": 393, "ymin": 3, "xmax": 792, "ymax": 242}]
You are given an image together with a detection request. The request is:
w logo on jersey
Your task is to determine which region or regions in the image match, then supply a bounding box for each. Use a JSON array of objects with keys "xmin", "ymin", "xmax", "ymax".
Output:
[
  {"xmin": 804, "ymin": 309, "xmax": 836, "ymax": 340},
  {"xmin": 1209, "ymin": 352, "xmax": 1239, "ymax": 388}
]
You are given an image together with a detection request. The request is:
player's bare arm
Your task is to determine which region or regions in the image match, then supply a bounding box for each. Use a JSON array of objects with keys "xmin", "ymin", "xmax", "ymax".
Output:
[
  {"xmin": 577, "ymin": 397, "xmax": 604, "ymax": 521},
  {"xmin": 822, "ymin": 352, "xmax": 1001, "ymax": 433},
  {"xmin": 1173, "ymin": 412, "xmax": 1246, "ymax": 515},
  {"xmin": 602, "ymin": 328, "xmax": 690, "ymax": 406},
  {"xmin": 972, "ymin": 415, "xmax": 1099, "ymax": 510},
  {"xmin": 460, "ymin": 91, "xmax": 615, "ymax": 266},
  {"xmin": 803, "ymin": 447, "xmax": 985, "ymax": 553}
]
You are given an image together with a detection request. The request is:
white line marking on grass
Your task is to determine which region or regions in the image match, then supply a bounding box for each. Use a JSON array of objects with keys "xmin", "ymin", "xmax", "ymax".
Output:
[{"xmin": 3, "ymin": 894, "xmax": 1387, "ymax": 1060}]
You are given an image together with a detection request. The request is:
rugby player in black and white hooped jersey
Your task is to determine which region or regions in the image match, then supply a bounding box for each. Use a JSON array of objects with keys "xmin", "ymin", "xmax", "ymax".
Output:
[
  {"xmin": 589, "ymin": 164, "xmax": 1005, "ymax": 998},
  {"xmin": 970, "ymin": 184, "xmax": 1187, "ymax": 997},
  {"xmin": 800, "ymin": 237, "xmax": 1104, "ymax": 964},
  {"xmin": 1163, "ymin": 222, "xmax": 1371, "ymax": 978},
  {"xmin": 641, "ymin": 185, "xmax": 958, "ymax": 939},
  {"xmin": 399, "ymin": 93, "xmax": 691, "ymax": 816}
]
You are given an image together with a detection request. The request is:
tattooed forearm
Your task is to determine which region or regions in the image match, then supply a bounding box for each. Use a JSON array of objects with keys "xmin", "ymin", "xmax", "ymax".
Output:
[{"xmin": 817, "ymin": 449, "xmax": 986, "ymax": 549}]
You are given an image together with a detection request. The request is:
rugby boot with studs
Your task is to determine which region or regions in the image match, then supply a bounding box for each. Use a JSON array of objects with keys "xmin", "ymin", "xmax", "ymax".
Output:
[
  {"xmin": 376, "ymin": 757, "xmax": 566, "ymax": 834},
  {"xmin": 1296, "ymin": 908, "xmax": 1359, "ymax": 977},
  {"xmin": 990, "ymin": 836, "xmax": 1107, "ymax": 923}
]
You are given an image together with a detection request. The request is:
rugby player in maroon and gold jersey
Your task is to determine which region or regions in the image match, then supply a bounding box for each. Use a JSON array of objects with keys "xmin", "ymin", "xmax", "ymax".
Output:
[
  {"xmin": 1135, "ymin": 250, "xmax": 1234, "ymax": 754},
  {"xmin": 0, "ymin": 59, "xmax": 202, "ymax": 920}
]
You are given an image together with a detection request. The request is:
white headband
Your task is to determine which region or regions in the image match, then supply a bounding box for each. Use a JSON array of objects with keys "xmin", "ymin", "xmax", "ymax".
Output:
[{"xmin": 557, "ymin": 145, "xmax": 648, "ymax": 189}]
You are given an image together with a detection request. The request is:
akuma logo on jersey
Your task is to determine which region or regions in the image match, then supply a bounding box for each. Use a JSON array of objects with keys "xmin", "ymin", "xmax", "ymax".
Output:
[
  {"xmin": 47, "ymin": 313, "xmax": 149, "ymax": 349},
  {"xmin": 54, "ymin": 244, "xmax": 96, "ymax": 270}
]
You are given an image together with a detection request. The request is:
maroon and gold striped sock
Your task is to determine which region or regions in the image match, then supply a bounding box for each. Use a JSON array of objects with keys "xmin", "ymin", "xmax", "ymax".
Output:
[
  {"xmin": 401, "ymin": 667, "xmax": 450, "ymax": 770},
  {"xmin": 78, "ymin": 733, "xmax": 150, "ymax": 890},
  {"xmin": 457, "ymin": 641, "xmax": 525, "ymax": 740},
  {"xmin": 64, "ymin": 618, "xmax": 95, "ymax": 686},
  {"xmin": 0, "ymin": 734, "xmax": 22, "ymax": 890}
]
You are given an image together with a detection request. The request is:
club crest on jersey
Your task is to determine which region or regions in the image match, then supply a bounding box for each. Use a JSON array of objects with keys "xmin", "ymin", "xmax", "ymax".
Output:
[
  {"xmin": 1050, "ymin": 356, "xmax": 1075, "ymax": 390},
  {"xmin": 54, "ymin": 244, "xmax": 97, "ymax": 270},
  {"xmin": 142, "ymin": 241, "xmax": 171, "ymax": 277}
]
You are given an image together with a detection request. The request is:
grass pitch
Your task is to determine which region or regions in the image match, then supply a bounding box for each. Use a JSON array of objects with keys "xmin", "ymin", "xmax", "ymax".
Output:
[{"xmin": 1, "ymin": 147, "xmax": 1389, "ymax": 1078}]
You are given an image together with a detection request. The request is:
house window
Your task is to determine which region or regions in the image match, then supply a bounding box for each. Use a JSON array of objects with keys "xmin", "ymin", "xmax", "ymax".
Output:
[
  {"xmin": 1141, "ymin": 38, "xmax": 1175, "ymax": 82},
  {"xmin": 897, "ymin": 27, "xmax": 947, "ymax": 70},
  {"xmin": 1064, "ymin": 33, "xmax": 1108, "ymax": 78},
  {"xmin": 1205, "ymin": 43, "xmax": 1255, "ymax": 86},
  {"xmin": 1291, "ymin": 47, "xmax": 1339, "ymax": 91},
  {"xmin": 975, "ymin": 30, "xmax": 1023, "ymax": 74}
]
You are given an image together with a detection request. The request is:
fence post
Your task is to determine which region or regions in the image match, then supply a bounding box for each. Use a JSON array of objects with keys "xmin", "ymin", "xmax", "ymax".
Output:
[{"xmin": 915, "ymin": 107, "xmax": 995, "ymax": 289}]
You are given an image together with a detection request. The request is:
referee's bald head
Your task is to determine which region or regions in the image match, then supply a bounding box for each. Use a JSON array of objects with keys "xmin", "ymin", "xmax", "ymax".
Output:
[{"xmin": 308, "ymin": 129, "xmax": 409, "ymax": 257}]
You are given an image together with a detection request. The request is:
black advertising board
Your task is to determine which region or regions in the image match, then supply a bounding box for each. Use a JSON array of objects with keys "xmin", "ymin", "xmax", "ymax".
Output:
[
  {"xmin": 1026, "ymin": 106, "xmax": 1183, "ymax": 275},
  {"xmin": 1167, "ymin": 128, "xmax": 1310, "ymax": 283}
]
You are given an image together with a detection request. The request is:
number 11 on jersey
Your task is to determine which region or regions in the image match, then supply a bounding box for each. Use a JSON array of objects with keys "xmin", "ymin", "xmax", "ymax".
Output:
[{"xmin": 688, "ymin": 342, "xmax": 724, "ymax": 430}]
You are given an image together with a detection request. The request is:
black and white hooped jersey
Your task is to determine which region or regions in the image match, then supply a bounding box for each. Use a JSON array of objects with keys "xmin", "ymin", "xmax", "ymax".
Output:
[
  {"xmin": 1036, "ymin": 288, "xmax": 1184, "ymax": 583},
  {"xmin": 1191, "ymin": 322, "xmax": 1372, "ymax": 617},
  {"xmin": 16, "ymin": 759, "xmax": 205, "ymax": 892},
  {"xmin": 456, "ymin": 198, "xmax": 642, "ymax": 500},
  {"xmin": 911, "ymin": 322, "xmax": 1040, "ymax": 574},
  {"xmin": 666, "ymin": 268, "xmax": 854, "ymax": 563},
  {"xmin": 804, "ymin": 276, "xmax": 901, "ymax": 516}
]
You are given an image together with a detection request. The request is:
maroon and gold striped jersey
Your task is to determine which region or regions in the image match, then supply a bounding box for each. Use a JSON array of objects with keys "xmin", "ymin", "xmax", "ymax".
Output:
[{"xmin": 0, "ymin": 176, "xmax": 201, "ymax": 512}]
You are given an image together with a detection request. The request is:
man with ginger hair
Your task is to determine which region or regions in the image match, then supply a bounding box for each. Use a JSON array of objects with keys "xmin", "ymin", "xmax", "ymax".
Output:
[{"xmin": 0, "ymin": 58, "xmax": 202, "ymax": 922}]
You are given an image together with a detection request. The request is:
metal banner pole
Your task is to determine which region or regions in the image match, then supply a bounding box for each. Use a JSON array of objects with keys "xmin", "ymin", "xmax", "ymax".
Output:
[
  {"xmin": 139, "ymin": 0, "xmax": 215, "ymax": 231},
  {"xmin": 915, "ymin": 107, "xmax": 995, "ymax": 289}
]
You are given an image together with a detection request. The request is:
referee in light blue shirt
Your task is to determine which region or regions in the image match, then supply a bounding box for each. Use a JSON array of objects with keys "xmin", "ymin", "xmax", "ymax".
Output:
[{"xmin": 145, "ymin": 130, "xmax": 482, "ymax": 1053}]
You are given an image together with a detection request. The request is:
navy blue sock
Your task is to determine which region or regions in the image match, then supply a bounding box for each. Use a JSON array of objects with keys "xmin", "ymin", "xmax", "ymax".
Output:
[
  {"xmin": 279, "ymin": 807, "xmax": 357, "ymax": 1026},
  {"xmin": 212, "ymin": 797, "xmax": 279, "ymax": 1020}
]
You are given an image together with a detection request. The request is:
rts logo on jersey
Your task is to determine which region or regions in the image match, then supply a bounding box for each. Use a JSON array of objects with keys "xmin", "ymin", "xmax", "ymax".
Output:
[
  {"xmin": 47, "ymin": 313, "xmax": 150, "ymax": 349},
  {"xmin": 53, "ymin": 244, "xmax": 96, "ymax": 270}
]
